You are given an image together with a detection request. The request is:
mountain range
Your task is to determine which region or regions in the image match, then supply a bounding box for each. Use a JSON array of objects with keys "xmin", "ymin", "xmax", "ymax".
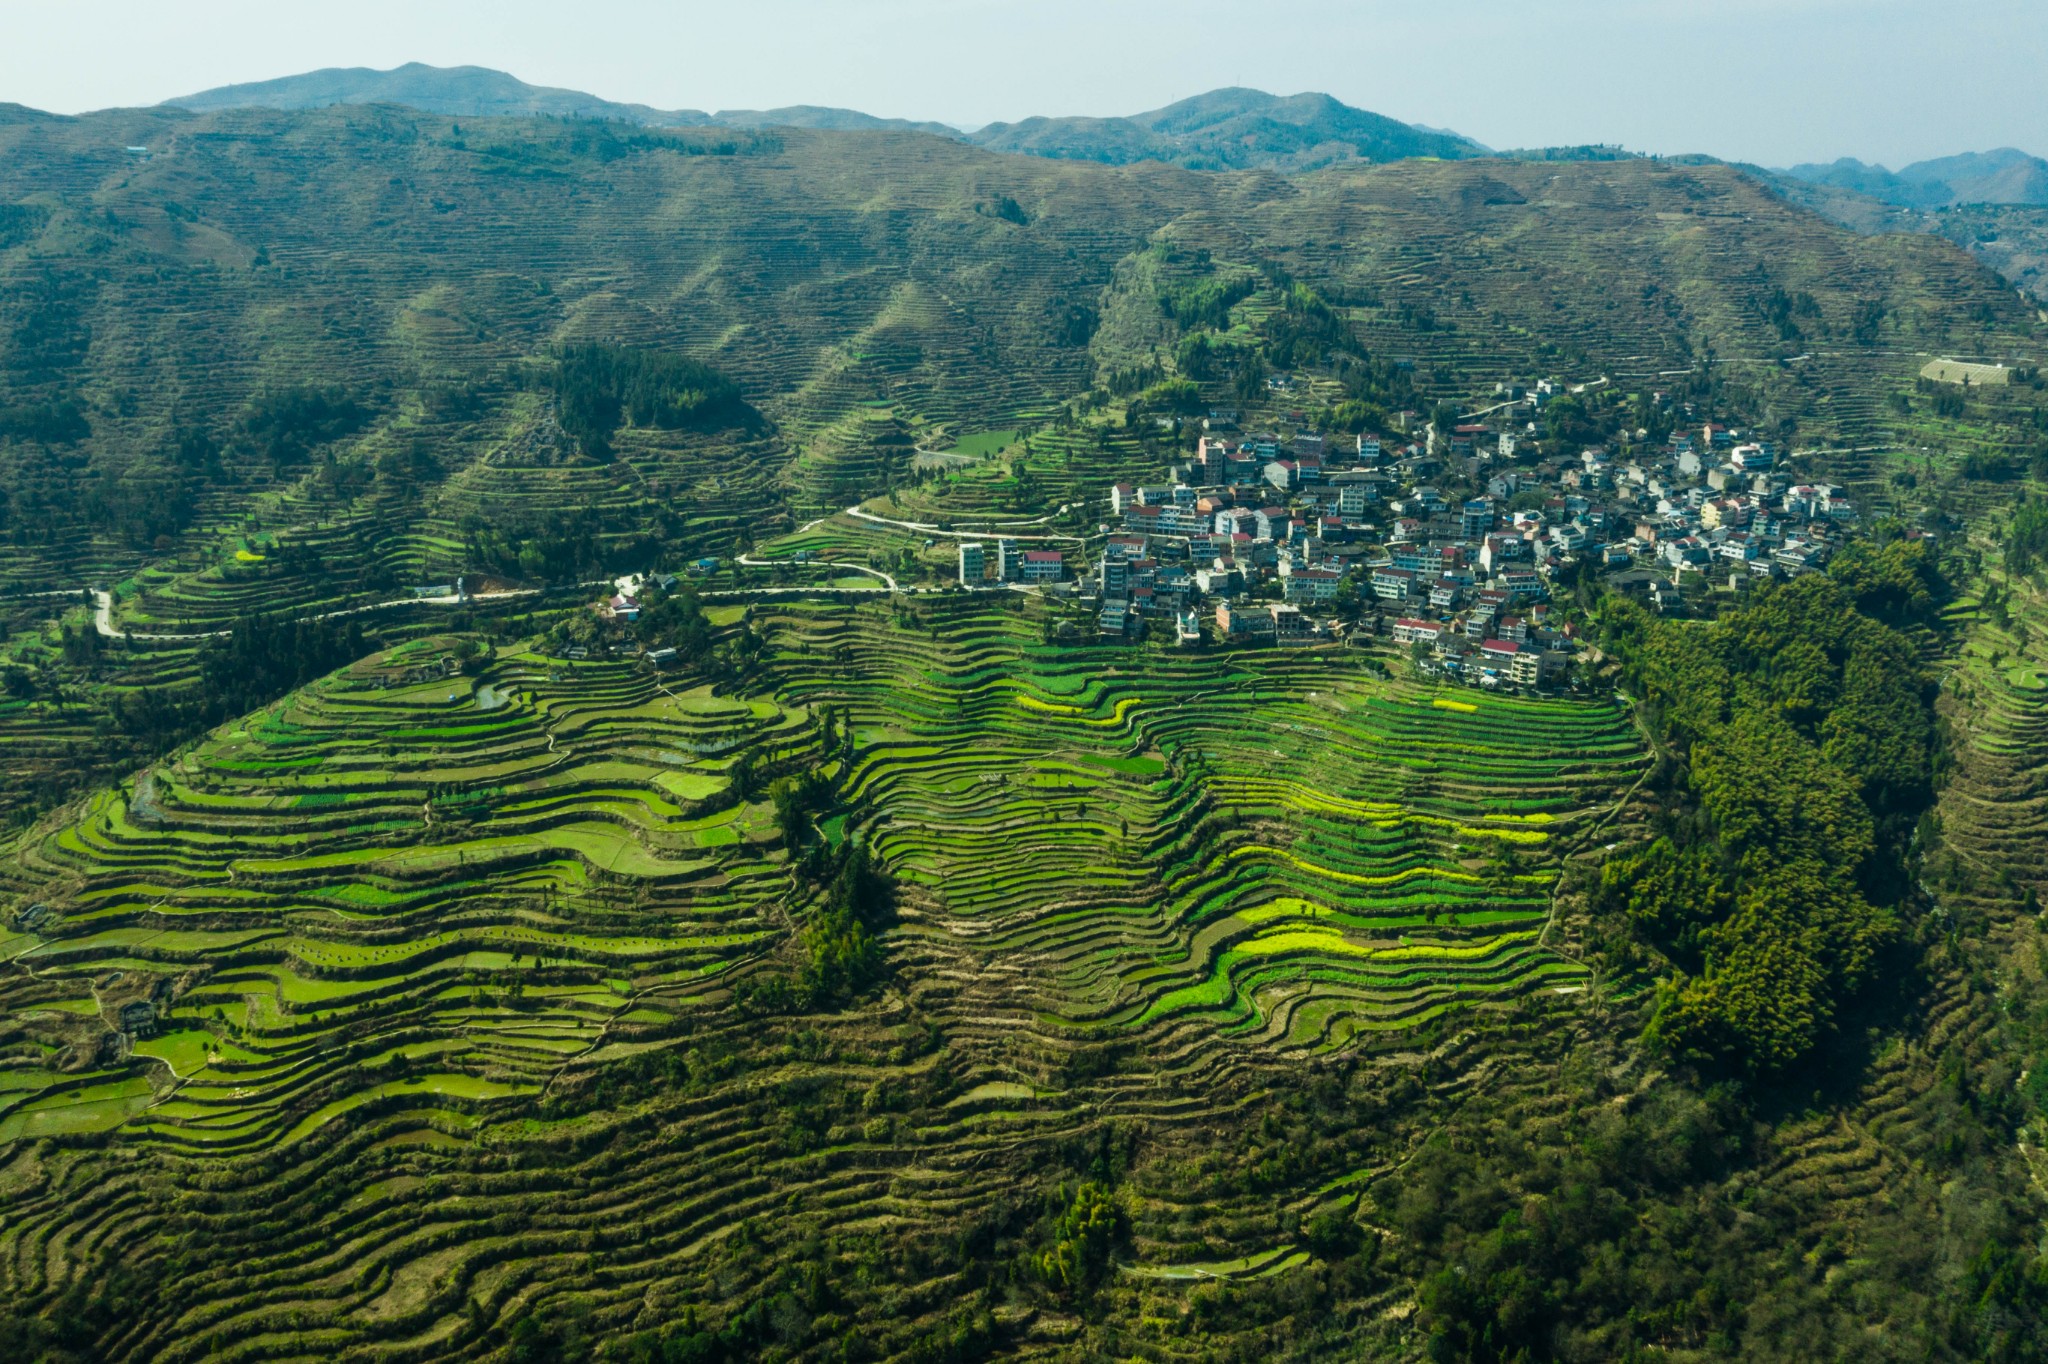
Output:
[
  {"xmin": 162, "ymin": 62, "xmax": 1485, "ymax": 172},
  {"xmin": 159, "ymin": 64, "xmax": 2048, "ymax": 200},
  {"xmin": 1779, "ymin": 147, "xmax": 2048, "ymax": 209},
  {"xmin": 163, "ymin": 62, "xmax": 963, "ymax": 137}
]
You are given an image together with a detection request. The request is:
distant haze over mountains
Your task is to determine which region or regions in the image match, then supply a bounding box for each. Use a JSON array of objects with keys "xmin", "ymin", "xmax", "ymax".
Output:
[
  {"xmin": 156, "ymin": 61, "xmax": 2044, "ymax": 200},
  {"xmin": 1779, "ymin": 148, "xmax": 2048, "ymax": 209}
]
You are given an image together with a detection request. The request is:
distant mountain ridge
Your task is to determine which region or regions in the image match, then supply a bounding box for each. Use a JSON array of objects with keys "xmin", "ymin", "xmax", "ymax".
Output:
[
  {"xmin": 152, "ymin": 62, "xmax": 2048, "ymax": 199},
  {"xmin": 161, "ymin": 64, "xmax": 1482, "ymax": 171},
  {"xmin": 164, "ymin": 62, "xmax": 962, "ymax": 138},
  {"xmin": 1781, "ymin": 147, "xmax": 2048, "ymax": 208}
]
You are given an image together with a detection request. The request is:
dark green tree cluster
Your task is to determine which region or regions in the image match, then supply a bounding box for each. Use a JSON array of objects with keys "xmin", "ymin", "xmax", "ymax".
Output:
[
  {"xmin": 0, "ymin": 398, "xmax": 88, "ymax": 444},
  {"xmin": 462, "ymin": 500, "xmax": 683, "ymax": 582},
  {"xmin": 0, "ymin": 384, "xmax": 371, "ymax": 554},
  {"xmin": 980, "ymin": 193, "xmax": 1029, "ymax": 225},
  {"xmin": 1135, "ymin": 376, "xmax": 1204, "ymax": 415},
  {"xmin": 1158, "ymin": 273, "xmax": 1255, "ymax": 331},
  {"xmin": 797, "ymin": 840, "xmax": 890, "ymax": 1007},
  {"xmin": 1173, "ymin": 330, "xmax": 1220, "ymax": 380},
  {"xmin": 1164, "ymin": 269, "xmax": 1416, "ymax": 418},
  {"xmin": 0, "ymin": 270, "xmax": 90, "ymax": 380},
  {"xmin": 1826, "ymin": 531, "xmax": 1948, "ymax": 630},
  {"xmin": 1602, "ymin": 541, "xmax": 1942, "ymax": 1074},
  {"xmin": 0, "ymin": 419, "xmax": 221, "ymax": 551},
  {"xmin": 632, "ymin": 581, "xmax": 713, "ymax": 661},
  {"xmin": 751, "ymin": 741, "xmax": 893, "ymax": 1011},
  {"xmin": 200, "ymin": 615, "xmax": 370, "ymax": 725},
  {"xmin": 0, "ymin": 1262, "xmax": 146, "ymax": 1364},
  {"xmin": 769, "ymin": 768, "xmax": 834, "ymax": 852},
  {"xmin": 2008, "ymin": 500, "xmax": 2048, "ymax": 576},
  {"xmin": 1049, "ymin": 296, "xmax": 1098, "ymax": 348},
  {"xmin": 108, "ymin": 614, "xmax": 371, "ymax": 746},
  {"xmin": 1757, "ymin": 285, "xmax": 1822, "ymax": 343},
  {"xmin": 553, "ymin": 343, "xmax": 746, "ymax": 458},
  {"xmin": 230, "ymin": 386, "xmax": 372, "ymax": 472},
  {"xmin": 1035, "ymin": 1182, "xmax": 1128, "ymax": 1298},
  {"xmin": 1396, "ymin": 976, "xmax": 2048, "ymax": 1363},
  {"xmin": 1259, "ymin": 283, "xmax": 1358, "ymax": 371}
]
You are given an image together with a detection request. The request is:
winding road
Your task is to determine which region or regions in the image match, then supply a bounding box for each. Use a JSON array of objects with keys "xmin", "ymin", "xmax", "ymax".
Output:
[
  {"xmin": 843, "ymin": 503, "xmax": 1086, "ymax": 545},
  {"xmin": 69, "ymin": 501, "xmax": 1074, "ymax": 640},
  {"xmin": 87, "ymin": 584, "xmax": 563, "ymax": 641}
]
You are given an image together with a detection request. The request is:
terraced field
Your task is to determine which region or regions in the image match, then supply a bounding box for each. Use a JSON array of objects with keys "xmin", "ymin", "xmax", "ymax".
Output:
[
  {"xmin": 0, "ymin": 601, "xmax": 1648, "ymax": 1358},
  {"xmin": 0, "ymin": 639, "xmax": 806, "ymax": 1154},
  {"xmin": 758, "ymin": 597, "xmax": 1644, "ymax": 1050},
  {"xmin": 1932, "ymin": 558, "xmax": 2048, "ymax": 925}
]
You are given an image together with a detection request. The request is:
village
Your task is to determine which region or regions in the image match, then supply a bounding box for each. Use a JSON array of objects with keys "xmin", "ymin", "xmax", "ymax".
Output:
[
  {"xmin": 948, "ymin": 381, "xmax": 1865, "ymax": 691},
  {"xmin": 573, "ymin": 380, "xmax": 1879, "ymax": 695}
]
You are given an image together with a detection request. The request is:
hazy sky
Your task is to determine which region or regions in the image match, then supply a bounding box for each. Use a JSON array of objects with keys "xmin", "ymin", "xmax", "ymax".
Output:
[{"xmin": 4, "ymin": 0, "xmax": 2044, "ymax": 167}]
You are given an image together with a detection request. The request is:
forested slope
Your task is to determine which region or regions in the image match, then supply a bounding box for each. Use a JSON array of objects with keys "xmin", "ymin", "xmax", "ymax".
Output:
[{"xmin": 0, "ymin": 104, "xmax": 2037, "ymax": 586}]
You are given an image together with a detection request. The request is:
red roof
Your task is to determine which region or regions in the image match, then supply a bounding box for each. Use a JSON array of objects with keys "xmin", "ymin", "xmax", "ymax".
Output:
[{"xmin": 1023, "ymin": 550, "xmax": 1063, "ymax": 563}]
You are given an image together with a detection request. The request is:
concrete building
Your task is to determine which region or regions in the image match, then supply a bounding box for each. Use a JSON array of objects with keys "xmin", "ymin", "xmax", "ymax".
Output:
[
  {"xmin": 1018, "ymin": 550, "xmax": 1065, "ymax": 583},
  {"xmin": 1268, "ymin": 604, "xmax": 1312, "ymax": 642}
]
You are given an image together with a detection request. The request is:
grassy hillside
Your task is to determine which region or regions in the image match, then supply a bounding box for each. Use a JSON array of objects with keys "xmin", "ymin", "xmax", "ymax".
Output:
[{"xmin": 1762, "ymin": 169, "xmax": 2048, "ymax": 306}]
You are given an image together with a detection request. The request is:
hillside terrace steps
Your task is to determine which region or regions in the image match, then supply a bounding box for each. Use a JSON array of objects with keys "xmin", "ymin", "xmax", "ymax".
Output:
[{"xmin": 0, "ymin": 594, "xmax": 1662, "ymax": 1357}]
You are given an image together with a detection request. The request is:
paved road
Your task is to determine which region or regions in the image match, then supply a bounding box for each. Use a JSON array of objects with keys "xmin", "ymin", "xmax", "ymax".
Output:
[
  {"xmin": 88, "ymin": 585, "xmax": 560, "ymax": 641},
  {"xmin": 75, "ymin": 495, "xmax": 1065, "ymax": 639},
  {"xmin": 843, "ymin": 504, "xmax": 1086, "ymax": 545},
  {"xmin": 735, "ymin": 553, "xmax": 900, "ymax": 593}
]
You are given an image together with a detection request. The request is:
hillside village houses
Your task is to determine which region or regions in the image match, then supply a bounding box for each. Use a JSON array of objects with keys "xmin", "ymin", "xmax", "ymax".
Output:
[
  {"xmin": 957, "ymin": 537, "xmax": 1064, "ymax": 586},
  {"xmin": 1077, "ymin": 393, "xmax": 1867, "ymax": 690}
]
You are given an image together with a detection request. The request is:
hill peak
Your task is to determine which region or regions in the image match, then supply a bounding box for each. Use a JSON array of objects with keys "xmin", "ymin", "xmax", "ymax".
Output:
[
  {"xmin": 165, "ymin": 62, "xmax": 711, "ymax": 126},
  {"xmin": 971, "ymin": 85, "xmax": 1485, "ymax": 171}
]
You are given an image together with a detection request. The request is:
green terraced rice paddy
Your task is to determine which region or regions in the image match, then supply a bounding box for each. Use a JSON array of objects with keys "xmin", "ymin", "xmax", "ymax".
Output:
[
  {"xmin": 1, "ymin": 598, "xmax": 1646, "ymax": 1160},
  {"xmin": 0, "ymin": 598, "xmax": 1644, "ymax": 1351},
  {"xmin": 757, "ymin": 596, "xmax": 1646, "ymax": 1053},
  {"xmin": 0, "ymin": 652, "xmax": 808, "ymax": 1154}
]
